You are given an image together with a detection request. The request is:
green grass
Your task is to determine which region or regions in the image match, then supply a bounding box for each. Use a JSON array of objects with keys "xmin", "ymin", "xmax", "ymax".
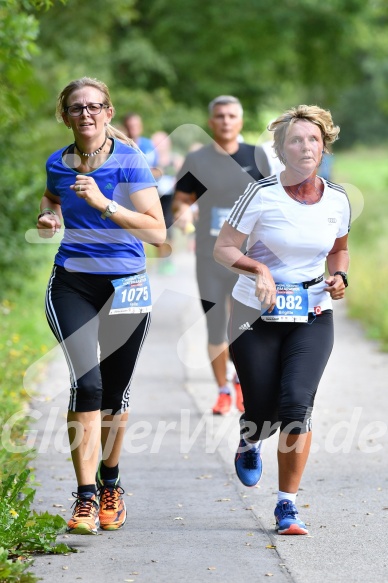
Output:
[
  {"xmin": 0, "ymin": 250, "xmax": 55, "ymax": 473},
  {"xmin": 0, "ymin": 248, "xmax": 73, "ymax": 581},
  {"xmin": 333, "ymin": 146, "xmax": 388, "ymax": 349}
]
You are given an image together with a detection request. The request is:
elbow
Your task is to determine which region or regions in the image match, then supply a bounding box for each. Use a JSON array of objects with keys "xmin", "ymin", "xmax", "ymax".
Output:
[
  {"xmin": 153, "ymin": 226, "xmax": 167, "ymax": 246},
  {"xmin": 213, "ymin": 241, "xmax": 223, "ymax": 265}
]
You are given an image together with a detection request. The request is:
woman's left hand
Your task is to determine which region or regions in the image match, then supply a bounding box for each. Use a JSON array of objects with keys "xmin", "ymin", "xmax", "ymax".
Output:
[
  {"xmin": 70, "ymin": 175, "xmax": 107, "ymax": 211},
  {"xmin": 324, "ymin": 275, "xmax": 346, "ymax": 300}
]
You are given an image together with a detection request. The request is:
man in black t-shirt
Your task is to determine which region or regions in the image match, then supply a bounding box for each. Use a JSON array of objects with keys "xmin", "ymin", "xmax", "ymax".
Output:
[{"xmin": 173, "ymin": 96, "xmax": 267, "ymax": 415}]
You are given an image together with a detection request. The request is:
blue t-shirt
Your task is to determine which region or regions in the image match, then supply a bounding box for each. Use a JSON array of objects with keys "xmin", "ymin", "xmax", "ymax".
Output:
[{"xmin": 46, "ymin": 138, "xmax": 156, "ymax": 274}]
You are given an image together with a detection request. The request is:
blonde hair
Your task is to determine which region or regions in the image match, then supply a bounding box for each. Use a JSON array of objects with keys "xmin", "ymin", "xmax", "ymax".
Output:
[
  {"xmin": 268, "ymin": 105, "xmax": 340, "ymax": 165},
  {"xmin": 56, "ymin": 76, "xmax": 137, "ymax": 148}
]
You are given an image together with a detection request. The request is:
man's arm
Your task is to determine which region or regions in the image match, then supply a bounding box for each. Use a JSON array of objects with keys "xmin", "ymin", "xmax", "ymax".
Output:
[{"xmin": 172, "ymin": 190, "xmax": 197, "ymax": 231}]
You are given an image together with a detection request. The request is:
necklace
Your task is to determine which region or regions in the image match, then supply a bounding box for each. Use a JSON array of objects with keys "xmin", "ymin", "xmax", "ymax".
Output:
[{"xmin": 74, "ymin": 135, "xmax": 107, "ymax": 157}]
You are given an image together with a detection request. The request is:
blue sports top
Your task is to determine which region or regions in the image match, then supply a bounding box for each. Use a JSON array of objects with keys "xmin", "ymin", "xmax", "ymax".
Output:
[{"xmin": 46, "ymin": 138, "xmax": 156, "ymax": 274}]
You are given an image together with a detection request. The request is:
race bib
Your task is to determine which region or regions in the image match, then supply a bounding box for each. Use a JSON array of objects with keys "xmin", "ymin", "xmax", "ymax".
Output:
[
  {"xmin": 210, "ymin": 207, "xmax": 232, "ymax": 236},
  {"xmin": 261, "ymin": 283, "xmax": 308, "ymax": 323},
  {"xmin": 109, "ymin": 273, "xmax": 152, "ymax": 315}
]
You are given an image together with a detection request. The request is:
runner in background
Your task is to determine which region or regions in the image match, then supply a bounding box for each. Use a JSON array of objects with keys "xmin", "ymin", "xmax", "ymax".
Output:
[
  {"xmin": 151, "ymin": 131, "xmax": 183, "ymax": 274},
  {"xmin": 123, "ymin": 112, "xmax": 158, "ymax": 169},
  {"xmin": 173, "ymin": 96, "xmax": 267, "ymax": 415}
]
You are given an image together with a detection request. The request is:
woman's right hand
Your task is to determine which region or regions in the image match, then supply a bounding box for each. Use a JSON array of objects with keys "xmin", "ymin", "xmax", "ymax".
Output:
[
  {"xmin": 255, "ymin": 266, "xmax": 277, "ymax": 313},
  {"xmin": 37, "ymin": 213, "xmax": 61, "ymax": 238}
]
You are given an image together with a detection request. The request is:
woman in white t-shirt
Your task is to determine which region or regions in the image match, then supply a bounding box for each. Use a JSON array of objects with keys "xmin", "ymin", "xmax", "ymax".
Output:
[{"xmin": 214, "ymin": 105, "xmax": 350, "ymax": 536}]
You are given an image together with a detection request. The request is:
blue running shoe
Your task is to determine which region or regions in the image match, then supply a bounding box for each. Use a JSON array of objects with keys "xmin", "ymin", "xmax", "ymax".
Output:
[
  {"xmin": 274, "ymin": 500, "xmax": 308, "ymax": 535},
  {"xmin": 234, "ymin": 438, "xmax": 262, "ymax": 487}
]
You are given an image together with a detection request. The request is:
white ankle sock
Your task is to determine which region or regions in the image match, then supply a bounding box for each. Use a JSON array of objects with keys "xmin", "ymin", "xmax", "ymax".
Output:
[
  {"xmin": 219, "ymin": 385, "xmax": 231, "ymax": 395},
  {"xmin": 277, "ymin": 490, "xmax": 297, "ymax": 504},
  {"xmin": 244, "ymin": 438, "xmax": 262, "ymax": 451}
]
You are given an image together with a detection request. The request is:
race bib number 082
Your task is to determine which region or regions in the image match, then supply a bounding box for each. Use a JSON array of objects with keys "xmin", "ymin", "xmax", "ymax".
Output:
[
  {"xmin": 109, "ymin": 273, "xmax": 152, "ymax": 315},
  {"xmin": 261, "ymin": 283, "xmax": 308, "ymax": 323}
]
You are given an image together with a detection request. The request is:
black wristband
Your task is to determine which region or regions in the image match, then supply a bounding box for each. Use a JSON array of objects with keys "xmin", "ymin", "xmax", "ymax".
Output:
[
  {"xmin": 38, "ymin": 210, "xmax": 56, "ymax": 220},
  {"xmin": 333, "ymin": 271, "xmax": 348, "ymax": 287}
]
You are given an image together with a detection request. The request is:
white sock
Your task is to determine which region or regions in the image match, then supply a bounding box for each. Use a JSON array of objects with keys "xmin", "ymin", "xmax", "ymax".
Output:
[
  {"xmin": 243, "ymin": 438, "xmax": 262, "ymax": 451},
  {"xmin": 219, "ymin": 385, "xmax": 231, "ymax": 395},
  {"xmin": 277, "ymin": 490, "xmax": 297, "ymax": 504}
]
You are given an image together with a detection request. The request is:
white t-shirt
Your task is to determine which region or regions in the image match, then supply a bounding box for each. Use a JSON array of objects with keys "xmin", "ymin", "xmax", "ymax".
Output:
[{"xmin": 227, "ymin": 174, "xmax": 351, "ymax": 313}]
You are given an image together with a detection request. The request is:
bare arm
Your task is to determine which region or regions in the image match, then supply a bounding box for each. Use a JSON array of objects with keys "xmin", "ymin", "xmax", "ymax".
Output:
[
  {"xmin": 125, "ymin": 186, "xmax": 166, "ymax": 245},
  {"xmin": 172, "ymin": 190, "xmax": 197, "ymax": 231},
  {"xmin": 326, "ymin": 234, "xmax": 349, "ymax": 274},
  {"xmin": 214, "ymin": 221, "xmax": 277, "ymax": 312},
  {"xmin": 325, "ymin": 234, "xmax": 350, "ymax": 299}
]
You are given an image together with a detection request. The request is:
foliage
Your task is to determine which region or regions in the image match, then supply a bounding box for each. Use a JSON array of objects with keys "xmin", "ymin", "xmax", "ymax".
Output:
[
  {"xmin": 0, "ymin": 0, "xmax": 57, "ymax": 298},
  {"xmin": 0, "ymin": 257, "xmax": 62, "ymax": 575},
  {"xmin": 0, "ymin": 0, "xmax": 56, "ymax": 129},
  {"xmin": 0, "ymin": 253, "xmax": 55, "ymax": 471},
  {"xmin": 130, "ymin": 1, "xmax": 366, "ymax": 107},
  {"xmin": 82, "ymin": 0, "xmax": 388, "ymax": 142},
  {"xmin": 0, "ymin": 469, "xmax": 73, "ymax": 557},
  {"xmin": 0, "ymin": 546, "xmax": 37, "ymax": 583},
  {"xmin": 0, "ymin": 132, "xmax": 51, "ymax": 296},
  {"xmin": 333, "ymin": 146, "xmax": 388, "ymax": 349},
  {"xmin": 0, "ymin": 467, "xmax": 75, "ymax": 581},
  {"xmin": 27, "ymin": 0, "xmax": 388, "ymax": 149}
]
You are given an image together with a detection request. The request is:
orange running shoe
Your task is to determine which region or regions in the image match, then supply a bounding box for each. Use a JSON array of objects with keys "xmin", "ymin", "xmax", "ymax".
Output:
[
  {"xmin": 96, "ymin": 470, "xmax": 127, "ymax": 531},
  {"xmin": 233, "ymin": 376, "xmax": 245, "ymax": 412},
  {"xmin": 67, "ymin": 492, "xmax": 100, "ymax": 535},
  {"xmin": 212, "ymin": 392, "xmax": 232, "ymax": 415}
]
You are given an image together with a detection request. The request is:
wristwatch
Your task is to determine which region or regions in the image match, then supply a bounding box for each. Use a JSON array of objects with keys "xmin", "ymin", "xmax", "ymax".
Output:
[
  {"xmin": 333, "ymin": 271, "xmax": 348, "ymax": 287},
  {"xmin": 101, "ymin": 201, "xmax": 118, "ymax": 220}
]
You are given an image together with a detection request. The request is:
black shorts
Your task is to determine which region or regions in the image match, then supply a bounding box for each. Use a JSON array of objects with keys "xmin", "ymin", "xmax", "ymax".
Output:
[
  {"xmin": 228, "ymin": 299, "xmax": 334, "ymax": 438},
  {"xmin": 45, "ymin": 265, "xmax": 151, "ymax": 414}
]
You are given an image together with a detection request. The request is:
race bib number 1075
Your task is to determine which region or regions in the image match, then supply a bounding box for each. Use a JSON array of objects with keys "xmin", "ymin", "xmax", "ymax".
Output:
[{"xmin": 109, "ymin": 273, "xmax": 152, "ymax": 315}]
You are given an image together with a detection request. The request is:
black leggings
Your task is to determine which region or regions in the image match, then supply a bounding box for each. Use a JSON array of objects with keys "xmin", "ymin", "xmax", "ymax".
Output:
[
  {"xmin": 228, "ymin": 299, "xmax": 334, "ymax": 439},
  {"xmin": 196, "ymin": 256, "xmax": 237, "ymax": 345},
  {"xmin": 45, "ymin": 265, "xmax": 151, "ymax": 414}
]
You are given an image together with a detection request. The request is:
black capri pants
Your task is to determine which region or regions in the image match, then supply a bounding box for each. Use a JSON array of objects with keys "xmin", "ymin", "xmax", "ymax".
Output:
[
  {"xmin": 196, "ymin": 256, "xmax": 237, "ymax": 345},
  {"xmin": 45, "ymin": 265, "xmax": 151, "ymax": 414},
  {"xmin": 228, "ymin": 299, "xmax": 334, "ymax": 440}
]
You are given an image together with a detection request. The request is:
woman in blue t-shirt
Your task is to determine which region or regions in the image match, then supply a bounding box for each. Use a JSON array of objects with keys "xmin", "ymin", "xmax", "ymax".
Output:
[{"xmin": 37, "ymin": 77, "xmax": 166, "ymax": 535}]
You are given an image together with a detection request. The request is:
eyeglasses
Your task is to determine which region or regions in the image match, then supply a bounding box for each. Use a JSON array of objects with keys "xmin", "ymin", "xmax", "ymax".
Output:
[{"xmin": 64, "ymin": 103, "xmax": 110, "ymax": 117}]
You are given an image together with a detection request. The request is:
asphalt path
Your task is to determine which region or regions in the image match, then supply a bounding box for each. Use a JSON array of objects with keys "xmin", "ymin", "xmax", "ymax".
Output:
[{"xmin": 30, "ymin": 249, "xmax": 388, "ymax": 583}]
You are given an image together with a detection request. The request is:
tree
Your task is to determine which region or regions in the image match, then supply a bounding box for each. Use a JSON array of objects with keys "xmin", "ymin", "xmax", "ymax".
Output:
[
  {"xmin": 127, "ymin": 0, "xmax": 367, "ymax": 110},
  {"xmin": 0, "ymin": 0, "xmax": 58, "ymax": 295}
]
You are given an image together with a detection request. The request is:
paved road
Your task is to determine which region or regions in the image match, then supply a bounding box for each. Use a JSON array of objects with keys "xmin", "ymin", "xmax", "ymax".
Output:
[{"xmin": 31, "ymin": 249, "xmax": 388, "ymax": 583}]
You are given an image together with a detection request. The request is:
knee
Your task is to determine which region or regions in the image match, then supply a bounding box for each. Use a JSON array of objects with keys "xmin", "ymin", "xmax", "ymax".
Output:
[
  {"xmin": 207, "ymin": 318, "xmax": 227, "ymax": 345},
  {"xmin": 69, "ymin": 372, "xmax": 102, "ymax": 412},
  {"xmin": 279, "ymin": 404, "xmax": 313, "ymax": 434},
  {"xmin": 240, "ymin": 415, "xmax": 280, "ymax": 441}
]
